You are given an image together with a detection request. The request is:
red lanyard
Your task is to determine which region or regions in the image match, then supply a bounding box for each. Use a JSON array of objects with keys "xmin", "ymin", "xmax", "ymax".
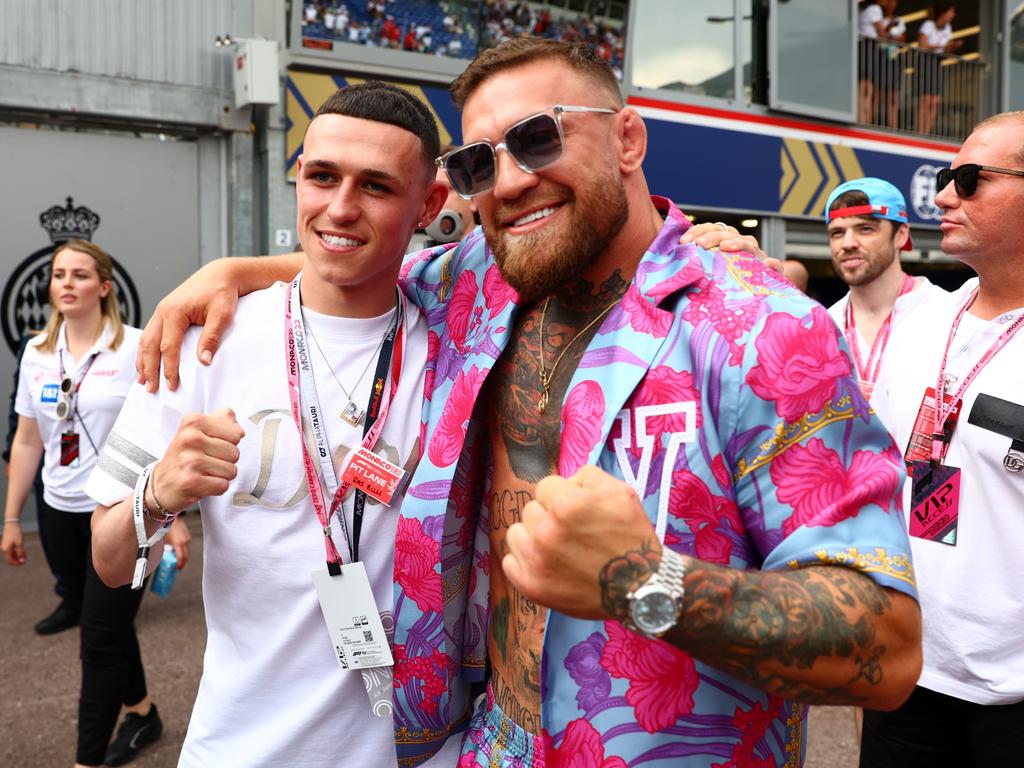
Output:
[
  {"xmin": 844, "ymin": 273, "xmax": 915, "ymax": 390},
  {"xmin": 930, "ymin": 288, "xmax": 1024, "ymax": 461},
  {"xmin": 284, "ymin": 275, "xmax": 405, "ymax": 572}
]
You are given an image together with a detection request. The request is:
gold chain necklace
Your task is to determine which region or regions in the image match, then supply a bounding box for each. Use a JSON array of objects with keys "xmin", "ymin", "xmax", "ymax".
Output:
[{"xmin": 538, "ymin": 296, "xmax": 620, "ymax": 414}]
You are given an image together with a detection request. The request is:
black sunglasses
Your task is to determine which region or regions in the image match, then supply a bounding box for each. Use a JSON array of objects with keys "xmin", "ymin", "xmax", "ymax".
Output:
[
  {"xmin": 936, "ymin": 164, "xmax": 1024, "ymax": 198},
  {"xmin": 436, "ymin": 105, "xmax": 617, "ymax": 199}
]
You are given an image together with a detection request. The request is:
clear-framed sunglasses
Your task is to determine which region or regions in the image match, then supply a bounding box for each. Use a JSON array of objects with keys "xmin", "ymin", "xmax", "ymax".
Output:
[{"xmin": 436, "ymin": 104, "xmax": 618, "ymax": 199}]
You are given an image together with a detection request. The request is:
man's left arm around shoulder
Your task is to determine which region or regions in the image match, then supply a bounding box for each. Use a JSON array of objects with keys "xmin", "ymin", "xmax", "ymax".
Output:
[{"xmin": 501, "ymin": 465, "xmax": 922, "ymax": 710}]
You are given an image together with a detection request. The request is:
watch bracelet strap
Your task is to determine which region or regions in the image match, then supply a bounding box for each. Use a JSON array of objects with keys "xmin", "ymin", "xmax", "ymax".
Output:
[
  {"xmin": 658, "ymin": 547, "xmax": 687, "ymax": 603},
  {"xmin": 622, "ymin": 547, "xmax": 687, "ymax": 636}
]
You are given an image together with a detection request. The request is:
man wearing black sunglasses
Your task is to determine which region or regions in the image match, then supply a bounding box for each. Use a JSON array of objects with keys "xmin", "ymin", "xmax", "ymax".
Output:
[
  {"xmin": 129, "ymin": 39, "xmax": 921, "ymax": 766},
  {"xmin": 859, "ymin": 112, "xmax": 1024, "ymax": 766}
]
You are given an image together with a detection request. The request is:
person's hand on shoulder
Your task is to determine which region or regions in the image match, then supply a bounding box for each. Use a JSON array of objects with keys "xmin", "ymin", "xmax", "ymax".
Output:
[
  {"xmin": 137, "ymin": 260, "xmax": 242, "ymax": 393},
  {"xmin": 680, "ymin": 222, "xmax": 782, "ymax": 273}
]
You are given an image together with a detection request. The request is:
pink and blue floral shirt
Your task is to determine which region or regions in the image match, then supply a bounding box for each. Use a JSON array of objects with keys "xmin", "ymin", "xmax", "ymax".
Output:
[{"xmin": 390, "ymin": 197, "xmax": 916, "ymax": 767}]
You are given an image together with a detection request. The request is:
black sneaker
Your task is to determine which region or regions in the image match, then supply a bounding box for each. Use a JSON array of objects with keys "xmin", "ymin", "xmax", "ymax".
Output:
[
  {"xmin": 104, "ymin": 704, "xmax": 163, "ymax": 766},
  {"xmin": 34, "ymin": 601, "xmax": 80, "ymax": 635}
]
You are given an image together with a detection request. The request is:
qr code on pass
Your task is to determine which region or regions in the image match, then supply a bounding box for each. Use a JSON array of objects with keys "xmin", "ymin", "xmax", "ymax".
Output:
[{"xmin": 362, "ymin": 630, "xmax": 373, "ymax": 642}]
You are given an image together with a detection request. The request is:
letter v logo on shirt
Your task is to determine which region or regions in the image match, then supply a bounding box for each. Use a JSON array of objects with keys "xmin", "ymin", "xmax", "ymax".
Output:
[{"xmin": 612, "ymin": 402, "xmax": 697, "ymax": 540}]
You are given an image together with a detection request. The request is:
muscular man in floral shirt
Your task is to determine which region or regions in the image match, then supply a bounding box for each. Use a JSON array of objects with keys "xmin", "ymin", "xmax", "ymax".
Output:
[{"xmin": 139, "ymin": 40, "xmax": 921, "ymax": 768}]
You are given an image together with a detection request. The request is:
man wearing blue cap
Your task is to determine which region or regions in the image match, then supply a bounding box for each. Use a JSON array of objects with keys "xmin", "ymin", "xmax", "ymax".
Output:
[{"xmin": 824, "ymin": 177, "xmax": 945, "ymax": 403}]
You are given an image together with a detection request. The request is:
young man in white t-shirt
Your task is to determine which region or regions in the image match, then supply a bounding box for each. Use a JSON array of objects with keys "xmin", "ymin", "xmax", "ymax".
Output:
[
  {"xmin": 85, "ymin": 83, "xmax": 463, "ymax": 767},
  {"xmin": 860, "ymin": 113, "xmax": 1024, "ymax": 765},
  {"xmin": 823, "ymin": 177, "xmax": 945, "ymax": 406}
]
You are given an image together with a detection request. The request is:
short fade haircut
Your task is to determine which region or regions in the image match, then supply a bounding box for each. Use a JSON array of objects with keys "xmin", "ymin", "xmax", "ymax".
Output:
[
  {"xmin": 827, "ymin": 190, "xmax": 898, "ymax": 236},
  {"xmin": 450, "ymin": 38, "xmax": 623, "ymax": 110},
  {"xmin": 312, "ymin": 81, "xmax": 440, "ymax": 177}
]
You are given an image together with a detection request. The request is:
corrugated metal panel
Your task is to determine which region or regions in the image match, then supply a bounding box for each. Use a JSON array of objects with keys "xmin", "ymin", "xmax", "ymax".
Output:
[{"xmin": 0, "ymin": 0, "xmax": 255, "ymax": 89}]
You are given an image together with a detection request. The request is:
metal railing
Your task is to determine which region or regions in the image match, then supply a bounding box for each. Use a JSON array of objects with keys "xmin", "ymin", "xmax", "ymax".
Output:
[{"xmin": 857, "ymin": 36, "xmax": 984, "ymax": 141}]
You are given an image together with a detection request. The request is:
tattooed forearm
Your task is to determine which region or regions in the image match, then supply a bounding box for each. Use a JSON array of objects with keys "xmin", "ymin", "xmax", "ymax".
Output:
[
  {"xmin": 597, "ymin": 548, "xmax": 917, "ymax": 707},
  {"xmin": 664, "ymin": 561, "xmax": 907, "ymax": 705},
  {"xmin": 598, "ymin": 539, "xmax": 661, "ymax": 620}
]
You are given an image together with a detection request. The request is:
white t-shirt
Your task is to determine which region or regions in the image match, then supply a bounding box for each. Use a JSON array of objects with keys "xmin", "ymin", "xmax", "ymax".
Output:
[
  {"xmin": 859, "ymin": 4, "xmax": 885, "ymax": 38},
  {"xmin": 86, "ymin": 283, "xmax": 460, "ymax": 767},
  {"xmin": 16, "ymin": 322, "xmax": 140, "ymax": 512},
  {"xmin": 827, "ymin": 276, "xmax": 945, "ymax": 411},
  {"xmin": 919, "ymin": 19, "xmax": 953, "ymax": 52},
  {"xmin": 872, "ymin": 278, "xmax": 1024, "ymax": 705}
]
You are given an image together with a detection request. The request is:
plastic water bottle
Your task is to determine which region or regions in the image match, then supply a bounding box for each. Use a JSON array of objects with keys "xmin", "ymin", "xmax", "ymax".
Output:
[{"xmin": 151, "ymin": 544, "xmax": 178, "ymax": 599}]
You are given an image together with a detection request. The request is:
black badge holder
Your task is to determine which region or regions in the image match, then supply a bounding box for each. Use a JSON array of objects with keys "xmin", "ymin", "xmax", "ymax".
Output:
[{"xmin": 967, "ymin": 393, "xmax": 1024, "ymax": 472}]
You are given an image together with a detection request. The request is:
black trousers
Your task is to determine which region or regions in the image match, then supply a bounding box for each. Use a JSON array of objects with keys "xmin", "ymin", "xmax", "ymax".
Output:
[
  {"xmin": 37, "ymin": 501, "xmax": 91, "ymax": 613},
  {"xmin": 34, "ymin": 482, "xmax": 69, "ymax": 600},
  {"xmin": 40, "ymin": 505, "xmax": 149, "ymax": 766},
  {"xmin": 861, "ymin": 685, "xmax": 1024, "ymax": 768}
]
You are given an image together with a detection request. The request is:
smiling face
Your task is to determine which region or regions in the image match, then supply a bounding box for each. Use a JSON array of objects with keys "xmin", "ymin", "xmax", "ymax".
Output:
[
  {"xmin": 49, "ymin": 247, "xmax": 110, "ymax": 320},
  {"xmin": 460, "ymin": 59, "xmax": 627, "ymax": 303},
  {"xmin": 934, "ymin": 120, "xmax": 1024, "ymax": 268},
  {"xmin": 295, "ymin": 113, "xmax": 444, "ymax": 316},
  {"xmin": 827, "ymin": 215, "xmax": 905, "ymax": 287}
]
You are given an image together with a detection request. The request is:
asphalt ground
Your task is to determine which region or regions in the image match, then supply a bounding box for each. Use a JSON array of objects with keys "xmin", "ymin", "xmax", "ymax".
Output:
[{"xmin": 0, "ymin": 515, "xmax": 860, "ymax": 767}]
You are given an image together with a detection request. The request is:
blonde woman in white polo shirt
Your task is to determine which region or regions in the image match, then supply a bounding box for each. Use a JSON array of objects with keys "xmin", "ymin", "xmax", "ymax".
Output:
[{"xmin": 1, "ymin": 240, "xmax": 188, "ymax": 768}]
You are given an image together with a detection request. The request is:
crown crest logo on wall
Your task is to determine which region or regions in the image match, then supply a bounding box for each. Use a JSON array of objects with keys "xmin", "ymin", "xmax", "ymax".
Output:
[{"xmin": 39, "ymin": 196, "xmax": 101, "ymax": 242}]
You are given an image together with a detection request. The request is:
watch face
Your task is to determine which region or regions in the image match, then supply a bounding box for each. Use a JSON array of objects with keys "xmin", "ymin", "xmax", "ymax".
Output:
[{"xmin": 634, "ymin": 590, "xmax": 678, "ymax": 635}]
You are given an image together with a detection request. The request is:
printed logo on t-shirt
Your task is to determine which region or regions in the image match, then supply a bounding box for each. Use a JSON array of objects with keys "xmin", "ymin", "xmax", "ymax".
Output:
[{"xmin": 41, "ymin": 383, "xmax": 59, "ymax": 403}]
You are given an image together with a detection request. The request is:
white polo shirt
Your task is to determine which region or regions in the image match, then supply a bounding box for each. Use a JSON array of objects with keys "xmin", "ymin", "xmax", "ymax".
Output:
[
  {"xmin": 15, "ymin": 322, "xmax": 141, "ymax": 512},
  {"xmin": 873, "ymin": 278, "xmax": 1024, "ymax": 704}
]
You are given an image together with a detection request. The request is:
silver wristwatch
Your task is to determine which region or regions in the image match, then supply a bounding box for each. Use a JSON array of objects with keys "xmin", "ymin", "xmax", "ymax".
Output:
[{"xmin": 625, "ymin": 548, "xmax": 687, "ymax": 638}]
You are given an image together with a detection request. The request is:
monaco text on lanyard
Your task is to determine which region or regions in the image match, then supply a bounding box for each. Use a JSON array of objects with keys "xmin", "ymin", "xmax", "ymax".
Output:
[
  {"xmin": 907, "ymin": 289, "xmax": 1024, "ymax": 546},
  {"xmin": 845, "ymin": 273, "xmax": 916, "ymax": 400},
  {"xmin": 284, "ymin": 274, "xmax": 407, "ymax": 574}
]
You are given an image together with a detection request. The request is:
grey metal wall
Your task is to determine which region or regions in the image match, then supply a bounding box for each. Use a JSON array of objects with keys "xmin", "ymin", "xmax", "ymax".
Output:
[{"xmin": 0, "ymin": 0, "xmax": 253, "ymax": 89}]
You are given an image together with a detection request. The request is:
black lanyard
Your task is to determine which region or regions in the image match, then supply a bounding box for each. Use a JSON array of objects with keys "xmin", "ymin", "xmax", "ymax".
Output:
[{"xmin": 348, "ymin": 298, "xmax": 403, "ymax": 563}]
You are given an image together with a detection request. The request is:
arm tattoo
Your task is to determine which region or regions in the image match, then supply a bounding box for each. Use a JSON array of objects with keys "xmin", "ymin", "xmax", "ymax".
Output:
[
  {"xmin": 598, "ymin": 540, "xmax": 661, "ymax": 620},
  {"xmin": 598, "ymin": 547, "xmax": 897, "ymax": 705},
  {"xmin": 669, "ymin": 562, "xmax": 893, "ymax": 705}
]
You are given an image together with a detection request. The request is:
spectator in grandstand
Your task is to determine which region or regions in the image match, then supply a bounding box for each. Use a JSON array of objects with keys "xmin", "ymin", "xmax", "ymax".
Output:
[
  {"xmin": 858, "ymin": 1, "xmax": 906, "ymax": 126},
  {"xmin": 916, "ymin": 3, "xmax": 963, "ymax": 135}
]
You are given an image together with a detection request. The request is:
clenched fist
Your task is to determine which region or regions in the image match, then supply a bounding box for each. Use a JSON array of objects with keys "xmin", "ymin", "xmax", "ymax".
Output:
[
  {"xmin": 501, "ymin": 465, "xmax": 663, "ymax": 621},
  {"xmin": 153, "ymin": 408, "xmax": 245, "ymax": 513}
]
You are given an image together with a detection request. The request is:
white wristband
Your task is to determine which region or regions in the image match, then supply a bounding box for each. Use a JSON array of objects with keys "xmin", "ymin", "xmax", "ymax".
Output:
[{"xmin": 131, "ymin": 462, "xmax": 172, "ymax": 590}]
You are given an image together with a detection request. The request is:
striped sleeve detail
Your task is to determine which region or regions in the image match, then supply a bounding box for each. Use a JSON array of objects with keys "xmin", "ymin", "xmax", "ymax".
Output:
[{"xmin": 97, "ymin": 431, "xmax": 158, "ymax": 489}]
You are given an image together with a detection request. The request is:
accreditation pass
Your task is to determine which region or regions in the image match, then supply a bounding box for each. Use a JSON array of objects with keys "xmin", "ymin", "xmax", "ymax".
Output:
[{"xmin": 312, "ymin": 562, "xmax": 394, "ymax": 671}]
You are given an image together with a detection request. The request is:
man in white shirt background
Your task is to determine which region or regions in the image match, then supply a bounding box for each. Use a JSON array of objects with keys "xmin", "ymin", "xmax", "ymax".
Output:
[{"xmin": 824, "ymin": 177, "xmax": 945, "ymax": 404}]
